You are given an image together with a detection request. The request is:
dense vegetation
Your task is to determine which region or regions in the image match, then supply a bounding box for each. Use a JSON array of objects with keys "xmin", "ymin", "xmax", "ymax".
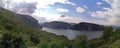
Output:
[{"xmin": 0, "ymin": 8, "xmax": 120, "ymax": 48}]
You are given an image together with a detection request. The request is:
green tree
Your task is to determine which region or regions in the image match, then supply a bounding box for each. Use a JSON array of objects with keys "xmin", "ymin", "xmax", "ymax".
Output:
[
  {"xmin": 4, "ymin": 23, "xmax": 14, "ymax": 31},
  {"xmin": 73, "ymin": 35, "xmax": 87, "ymax": 48},
  {"xmin": 0, "ymin": 33, "xmax": 26, "ymax": 48},
  {"xmin": 108, "ymin": 39, "xmax": 120, "ymax": 48},
  {"xmin": 102, "ymin": 26, "xmax": 113, "ymax": 43}
]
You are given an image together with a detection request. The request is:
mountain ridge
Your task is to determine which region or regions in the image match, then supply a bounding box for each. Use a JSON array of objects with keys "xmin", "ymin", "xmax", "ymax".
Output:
[
  {"xmin": 18, "ymin": 14, "xmax": 42, "ymax": 29},
  {"xmin": 41, "ymin": 21, "xmax": 103, "ymax": 31}
]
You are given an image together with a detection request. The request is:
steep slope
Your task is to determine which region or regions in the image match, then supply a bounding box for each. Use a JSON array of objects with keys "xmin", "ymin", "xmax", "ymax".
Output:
[
  {"xmin": 0, "ymin": 8, "xmax": 68, "ymax": 48},
  {"xmin": 0, "ymin": 8, "xmax": 42, "ymax": 48},
  {"xmin": 19, "ymin": 14, "xmax": 42, "ymax": 29}
]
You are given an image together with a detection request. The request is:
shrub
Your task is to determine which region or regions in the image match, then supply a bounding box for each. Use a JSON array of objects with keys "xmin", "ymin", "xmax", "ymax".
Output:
[{"xmin": 0, "ymin": 33, "xmax": 26, "ymax": 48}]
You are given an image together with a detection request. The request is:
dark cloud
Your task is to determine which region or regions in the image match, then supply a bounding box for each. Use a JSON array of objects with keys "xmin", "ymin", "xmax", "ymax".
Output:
[
  {"xmin": 10, "ymin": 2, "xmax": 37, "ymax": 14},
  {"xmin": 60, "ymin": 14, "xmax": 66, "ymax": 18},
  {"xmin": 0, "ymin": 0, "xmax": 5, "ymax": 8},
  {"xmin": 0, "ymin": 0, "xmax": 37, "ymax": 14}
]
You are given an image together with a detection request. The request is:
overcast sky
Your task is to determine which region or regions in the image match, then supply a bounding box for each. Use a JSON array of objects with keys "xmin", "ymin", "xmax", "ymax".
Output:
[{"xmin": 0, "ymin": 0, "xmax": 120, "ymax": 26}]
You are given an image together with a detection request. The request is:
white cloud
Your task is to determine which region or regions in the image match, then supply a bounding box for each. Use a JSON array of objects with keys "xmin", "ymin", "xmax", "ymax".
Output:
[
  {"xmin": 1, "ymin": 0, "xmax": 75, "ymax": 11},
  {"xmin": 36, "ymin": 0, "xmax": 75, "ymax": 9},
  {"xmin": 11, "ymin": 0, "xmax": 75, "ymax": 5},
  {"xmin": 2, "ymin": 0, "xmax": 116, "ymax": 25},
  {"xmin": 32, "ymin": 9, "xmax": 106, "ymax": 25},
  {"xmin": 83, "ymin": 5, "xmax": 88, "ymax": 9},
  {"xmin": 76, "ymin": 7, "xmax": 85, "ymax": 13},
  {"xmin": 1, "ymin": 0, "xmax": 77, "ymax": 23},
  {"xmin": 90, "ymin": 10, "xmax": 111, "ymax": 18},
  {"xmin": 102, "ymin": 0, "xmax": 120, "ymax": 26},
  {"xmin": 103, "ymin": 7, "xmax": 111, "ymax": 10},
  {"xmin": 56, "ymin": 8, "xmax": 69, "ymax": 13},
  {"xmin": 59, "ymin": 16, "xmax": 107, "ymax": 25},
  {"xmin": 32, "ymin": 10, "xmax": 62, "ymax": 21},
  {"xmin": 2, "ymin": 0, "xmax": 75, "ymax": 9},
  {"xmin": 90, "ymin": 7, "xmax": 112, "ymax": 18},
  {"xmin": 0, "ymin": 0, "xmax": 9, "ymax": 8},
  {"xmin": 32, "ymin": 10, "xmax": 106, "ymax": 24},
  {"xmin": 0, "ymin": 0, "xmax": 5, "ymax": 7},
  {"xmin": 97, "ymin": 2, "xmax": 103, "ymax": 5},
  {"xmin": 61, "ymin": 17, "xmax": 88, "ymax": 23},
  {"xmin": 90, "ymin": 0, "xmax": 120, "ymax": 26}
]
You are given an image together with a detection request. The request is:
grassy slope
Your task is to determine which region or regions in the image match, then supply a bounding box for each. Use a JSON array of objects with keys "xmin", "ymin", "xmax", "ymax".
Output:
[{"xmin": 0, "ymin": 8, "xmax": 68, "ymax": 48}]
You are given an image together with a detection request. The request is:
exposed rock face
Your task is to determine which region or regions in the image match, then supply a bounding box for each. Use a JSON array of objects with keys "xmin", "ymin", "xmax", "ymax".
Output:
[{"xmin": 19, "ymin": 14, "xmax": 42, "ymax": 29}]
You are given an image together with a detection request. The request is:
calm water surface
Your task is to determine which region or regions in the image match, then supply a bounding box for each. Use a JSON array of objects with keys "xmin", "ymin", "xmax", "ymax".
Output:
[{"xmin": 42, "ymin": 27, "xmax": 103, "ymax": 40}]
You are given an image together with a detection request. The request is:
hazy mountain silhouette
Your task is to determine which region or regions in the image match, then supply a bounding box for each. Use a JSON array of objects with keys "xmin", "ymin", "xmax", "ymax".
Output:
[
  {"xmin": 42, "ymin": 21, "xmax": 103, "ymax": 31},
  {"xmin": 19, "ymin": 14, "xmax": 42, "ymax": 29}
]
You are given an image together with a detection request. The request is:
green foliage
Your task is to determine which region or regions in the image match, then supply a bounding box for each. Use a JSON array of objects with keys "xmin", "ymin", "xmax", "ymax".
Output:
[
  {"xmin": 4, "ymin": 23, "xmax": 14, "ymax": 31},
  {"xmin": 73, "ymin": 35, "xmax": 87, "ymax": 48},
  {"xmin": 0, "ymin": 33, "xmax": 26, "ymax": 48},
  {"xmin": 108, "ymin": 39, "xmax": 120, "ymax": 48},
  {"xmin": 37, "ymin": 40, "xmax": 68, "ymax": 48},
  {"xmin": 102, "ymin": 27, "xmax": 113, "ymax": 41},
  {"xmin": 30, "ymin": 36, "xmax": 40, "ymax": 44},
  {"xmin": 87, "ymin": 38, "xmax": 104, "ymax": 48}
]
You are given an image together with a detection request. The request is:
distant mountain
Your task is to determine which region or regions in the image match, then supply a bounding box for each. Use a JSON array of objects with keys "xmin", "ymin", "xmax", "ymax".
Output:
[
  {"xmin": 71, "ymin": 22, "xmax": 103, "ymax": 31},
  {"xmin": 19, "ymin": 14, "xmax": 42, "ymax": 29},
  {"xmin": 42, "ymin": 21, "xmax": 72, "ymax": 29},
  {"xmin": 42, "ymin": 21, "xmax": 103, "ymax": 31}
]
